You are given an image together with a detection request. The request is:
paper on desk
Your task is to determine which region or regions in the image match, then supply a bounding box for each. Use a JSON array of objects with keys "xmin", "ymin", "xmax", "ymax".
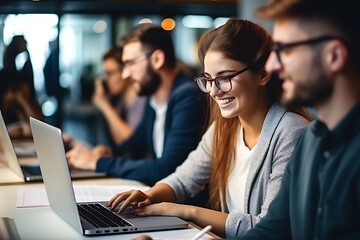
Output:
[{"xmin": 16, "ymin": 184, "xmax": 149, "ymax": 208}]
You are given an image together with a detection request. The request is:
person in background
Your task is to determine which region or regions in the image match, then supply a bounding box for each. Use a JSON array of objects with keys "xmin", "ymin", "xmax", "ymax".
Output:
[
  {"xmin": 43, "ymin": 39, "xmax": 62, "ymax": 126},
  {"xmin": 66, "ymin": 23, "xmax": 208, "ymax": 186},
  {"xmin": 1, "ymin": 35, "xmax": 42, "ymax": 138},
  {"xmin": 92, "ymin": 46, "xmax": 147, "ymax": 147},
  {"xmin": 0, "ymin": 69, "xmax": 43, "ymax": 138},
  {"xmin": 107, "ymin": 18, "xmax": 310, "ymax": 238},
  {"xmin": 237, "ymin": 0, "xmax": 360, "ymax": 239},
  {"xmin": 3, "ymin": 35, "xmax": 35, "ymax": 99},
  {"xmin": 43, "ymin": 40, "xmax": 60, "ymax": 100}
]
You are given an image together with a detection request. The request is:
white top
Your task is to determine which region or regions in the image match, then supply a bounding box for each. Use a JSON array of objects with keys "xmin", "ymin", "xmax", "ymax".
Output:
[
  {"xmin": 160, "ymin": 103, "xmax": 309, "ymax": 237},
  {"xmin": 150, "ymin": 97, "xmax": 168, "ymax": 158},
  {"xmin": 226, "ymin": 127, "xmax": 257, "ymax": 213}
]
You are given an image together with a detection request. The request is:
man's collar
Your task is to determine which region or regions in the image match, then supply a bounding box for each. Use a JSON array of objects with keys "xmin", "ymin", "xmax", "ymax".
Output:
[{"xmin": 312, "ymin": 101, "xmax": 360, "ymax": 141}]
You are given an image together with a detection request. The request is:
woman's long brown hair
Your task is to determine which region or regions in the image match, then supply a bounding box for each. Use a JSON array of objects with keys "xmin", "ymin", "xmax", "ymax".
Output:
[{"xmin": 198, "ymin": 18, "xmax": 281, "ymax": 210}]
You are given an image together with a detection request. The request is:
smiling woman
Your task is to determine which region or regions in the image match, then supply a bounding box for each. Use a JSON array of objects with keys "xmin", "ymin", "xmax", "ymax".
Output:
[{"xmin": 107, "ymin": 18, "xmax": 311, "ymax": 238}]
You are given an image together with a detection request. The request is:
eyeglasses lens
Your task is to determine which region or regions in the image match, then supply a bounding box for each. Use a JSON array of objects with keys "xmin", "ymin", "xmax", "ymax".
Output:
[
  {"xmin": 196, "ymin": 78, "xmax": 211, "ymax": 93},
  {"xmin": 217, "ymin": 77, "xmax": 231, "ymax": 92},
  {"xmin": 196, "ymin": 77, "xmax": 231, "ymax": 93}
]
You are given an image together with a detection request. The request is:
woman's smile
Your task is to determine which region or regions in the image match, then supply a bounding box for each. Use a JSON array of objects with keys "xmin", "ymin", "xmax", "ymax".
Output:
[{"xmin": 216, "ymin": 97, "xmax": 236, "ymax": 107}]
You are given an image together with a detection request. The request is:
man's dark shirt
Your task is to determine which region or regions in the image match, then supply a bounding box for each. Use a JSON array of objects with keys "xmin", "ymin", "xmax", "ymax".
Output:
[{"xmin": 242, "ymin": 101, "xmax": 360, "ymax": 240}]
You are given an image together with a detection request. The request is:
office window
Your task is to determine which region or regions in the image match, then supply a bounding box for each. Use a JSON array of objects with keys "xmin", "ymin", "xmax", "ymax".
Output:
[{"xmin": 59, "ymin": 14, "xmax": 111, "ymax": 102}]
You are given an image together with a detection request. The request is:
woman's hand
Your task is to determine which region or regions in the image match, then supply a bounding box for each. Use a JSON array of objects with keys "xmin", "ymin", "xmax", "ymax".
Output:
[
  {"xmin": 133, "ymin": 202, "xmax": 192, "ymax": 220},
  {"xmin": 136, "ymin": 203, "xmax": 228, "ymax": 237},
  {"xmin": 107, "ymin": 190, "xmax": 152, "ymax": 213}
]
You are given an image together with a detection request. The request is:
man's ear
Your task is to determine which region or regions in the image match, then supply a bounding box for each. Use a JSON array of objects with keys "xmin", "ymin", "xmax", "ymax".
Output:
[
  {"xmin": 150, "ymin": 49, "xmax": 165, "ymax": 70},
  {"xmin": 325, "ymin": 39, "xmax": 348, "ymax": 73},
  {"xmin": 258, "ymin": 69, "xmax": 272, "ymax": 86}
]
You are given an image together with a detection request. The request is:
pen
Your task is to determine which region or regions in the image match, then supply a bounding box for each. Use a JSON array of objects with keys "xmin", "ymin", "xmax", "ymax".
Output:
[{"xmin": 190, "ymin": 225, "xmax": 212, "ymax": 240}]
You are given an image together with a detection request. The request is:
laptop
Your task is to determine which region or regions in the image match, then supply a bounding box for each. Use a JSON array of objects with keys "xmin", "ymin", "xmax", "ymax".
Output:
[
  {"xmin": 29, "ymin": 116, "xmax": 188, "ymax": 235},
  {"xmin": 12, "ymin": 140, "xmax": 37, "ymax": 158},
  {"xmin": 0, "ymin": 111, "xmax": 106, "ymax": 183}
]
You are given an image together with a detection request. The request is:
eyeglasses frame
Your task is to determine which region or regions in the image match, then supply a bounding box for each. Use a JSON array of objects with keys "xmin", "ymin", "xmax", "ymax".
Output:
[
  {"xmin": 194, "ymin": 57, "xmax": 265, "ymax": 94},
  {"xmin": 271, "ymin": 35, "xmax": 344, "ymax": 65},
  {"xmin": 122, "ymin": 50, "xmax": 154, "ymax": 70}
]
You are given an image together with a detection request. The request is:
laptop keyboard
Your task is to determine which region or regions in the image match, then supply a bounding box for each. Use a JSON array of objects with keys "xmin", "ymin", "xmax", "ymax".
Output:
[
  {"xmin": 77, "ymin": 203, "xmax": 132, "ymax": 228},
  {"xmin": 21, "ymin": 165, "xmax": 41, "ymax": 175}
]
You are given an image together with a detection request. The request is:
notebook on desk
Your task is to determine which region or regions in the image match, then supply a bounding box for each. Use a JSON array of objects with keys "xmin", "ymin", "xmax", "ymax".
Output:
[
  {"xmin": 30, "ymin": 116, "xmax": 188, "ymax": 236},
  {"xmin": 0, "ymin": 111, "xmax": 106, "ymax": 183}
]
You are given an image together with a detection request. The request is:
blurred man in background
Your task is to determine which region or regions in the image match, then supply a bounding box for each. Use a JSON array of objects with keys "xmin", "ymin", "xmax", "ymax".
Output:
[{"xmin": 67, "ymin": 23, "xmax": 208, "ymax": 186}]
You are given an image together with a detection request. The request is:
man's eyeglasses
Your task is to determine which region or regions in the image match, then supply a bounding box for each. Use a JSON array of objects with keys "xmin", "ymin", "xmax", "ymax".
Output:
[
  {"xmin": 272, "ymin": 35, "xmax": 342, "ymax": 65},
  {"xmin": 122, "ymin": 50, "xmax": 154, "ymax": 70},
  {"xmin": 194, "ymin": 65, "xmax": 252, "ymax": 94}
]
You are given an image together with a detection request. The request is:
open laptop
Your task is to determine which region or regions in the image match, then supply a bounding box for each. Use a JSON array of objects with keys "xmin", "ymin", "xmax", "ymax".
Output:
[
  {"xmin": 12, "ymin": 140, "xmax": 37, "ymax": 158},
  {"xmin": 0, "ymin": 111, "xmax": 106, "ymax": 183},
  {"xmin": 30, "ymin": 116, "xmax": 188, "ymax": 235}
]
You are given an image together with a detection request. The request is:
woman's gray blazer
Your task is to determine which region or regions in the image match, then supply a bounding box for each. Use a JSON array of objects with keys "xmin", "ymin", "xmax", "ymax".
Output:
[{"xmin": 159, "ymin": 102, "xmax": 309, "ymax": 238}]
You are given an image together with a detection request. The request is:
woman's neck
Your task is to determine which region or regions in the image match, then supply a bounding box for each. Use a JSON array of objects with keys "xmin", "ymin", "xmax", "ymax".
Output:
[{"xmin": 239, "ymin": 100, "xmax": 271, "ymax": 149}]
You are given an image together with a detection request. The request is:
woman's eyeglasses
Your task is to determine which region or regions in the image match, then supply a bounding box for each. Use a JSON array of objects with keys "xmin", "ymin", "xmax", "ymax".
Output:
[{"xmin": 194, "ymin": 66, "xmax": 252, "ymax": 93}]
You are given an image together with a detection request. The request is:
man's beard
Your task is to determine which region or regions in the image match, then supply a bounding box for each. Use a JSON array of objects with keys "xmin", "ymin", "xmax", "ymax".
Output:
[
  {"xmin": 138, "ymin": 62, "xmax": 161, "ymax": 96},
  {"xmin": 281, "ymin": 58, "xmax": 333, "ymax": 109}
]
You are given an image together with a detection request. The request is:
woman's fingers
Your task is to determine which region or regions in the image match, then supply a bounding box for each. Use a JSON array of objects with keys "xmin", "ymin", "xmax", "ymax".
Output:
[
  {"xmin": 138, "ymin": 198, "xmax": 152, "ymax": 208},
  {"xmin": 118, "ymin": 190, "xmax": 148, "ymax": 213},
  {"xmin": 107, "ymin": 190, "xmax": 150, "ymax": 213},
  {"xmin": 107, "ymin": 191, "xmax": 131, "ymax": 208}
]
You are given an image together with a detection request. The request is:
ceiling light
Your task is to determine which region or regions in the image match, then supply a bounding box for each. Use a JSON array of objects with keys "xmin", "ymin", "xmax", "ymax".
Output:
[
  {"xmin": 161, "ymin": 18, "xmax": 176, "ymax": 31},
  {"xmin": 182, "ymin": 15, "xmax": 213, "ymax": 29},
  {"xmin": 93, "ymin": 20, "xmax": 107, "ymax": 33}
]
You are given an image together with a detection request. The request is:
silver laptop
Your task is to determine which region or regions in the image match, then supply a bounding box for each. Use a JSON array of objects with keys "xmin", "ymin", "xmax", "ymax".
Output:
[
  {"xmin": 30, "ymin": 117, "xmax": 188, "ymax": 235},
  {"xmin": 0, "ymin": 111, "xmax": 105, "ymax": 183},
  {"xmin": 0, "ymin": 111, "xmax": 29, "ymax": 183}
]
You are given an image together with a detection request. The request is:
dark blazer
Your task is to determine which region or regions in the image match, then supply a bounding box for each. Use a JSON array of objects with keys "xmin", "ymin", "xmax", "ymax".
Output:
[{"xmin": 96, "ymin": 72, "xmax": 208, "ymax": 186}]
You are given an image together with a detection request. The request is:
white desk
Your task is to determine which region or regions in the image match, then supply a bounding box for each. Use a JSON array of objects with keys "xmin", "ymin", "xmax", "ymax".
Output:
[{"xmin": 0, "ymin": 178, "xmax": 216, "ymax": 240}]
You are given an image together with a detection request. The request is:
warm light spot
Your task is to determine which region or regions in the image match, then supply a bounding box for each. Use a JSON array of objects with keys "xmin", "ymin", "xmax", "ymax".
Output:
[{"xmin": 161, "ymin": 18, "xmax": 176, "ymax": 31}]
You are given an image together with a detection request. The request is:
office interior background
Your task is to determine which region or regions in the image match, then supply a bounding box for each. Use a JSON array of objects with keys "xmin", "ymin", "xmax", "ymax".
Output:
[{"xmin": 0, "ymin": 0, "xmax": 270, "ymax": 146}]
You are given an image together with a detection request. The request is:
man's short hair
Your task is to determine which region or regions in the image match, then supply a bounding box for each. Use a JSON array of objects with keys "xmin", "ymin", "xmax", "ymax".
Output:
[
  {"xmin": 102, "ymin": 46, "xmax": 123, "ymax": 69},
  {"xmin": 120, "ymin": 23, "xmax": 176, "ymax": 69},
  {"xmin": 256, "ymin": 0, "xmax": 360, "ymax": 72}
]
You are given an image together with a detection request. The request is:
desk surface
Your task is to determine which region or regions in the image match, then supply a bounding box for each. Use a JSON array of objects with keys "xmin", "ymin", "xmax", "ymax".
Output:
[{"xmin": 0, "ymin": 177, "xmax": 216, "ymax": 240}]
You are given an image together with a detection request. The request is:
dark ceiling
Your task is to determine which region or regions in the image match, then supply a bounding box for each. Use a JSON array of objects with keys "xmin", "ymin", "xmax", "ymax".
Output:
[{"xmin": 0, "ymin": 0, "xmax": 238, "ymax": 17}]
